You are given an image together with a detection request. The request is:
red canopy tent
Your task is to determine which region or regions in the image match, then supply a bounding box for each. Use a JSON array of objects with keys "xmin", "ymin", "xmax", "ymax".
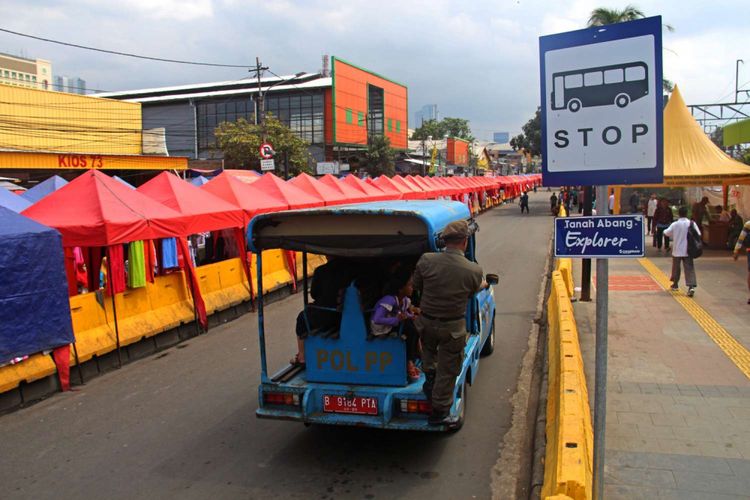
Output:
[
  {"xmin": 251, "ymin": 173, "xmax": 325, "ymax": 209},
  {"xmin": 390, "ymin": 175, "xmax": 428, "ymax": 199},
  {"xmin": 341, "ymin": 175, "xmax": 393, "ymax": 202},
  {"xmin": 372, "ymin": 176, "xmax": 420, "ymax": 199},
  {"xmin": 137, "ymin": 172, "xmax": 254, "ymax": 304},
  {"xmin": 288, "ymin": 172, "xmax": 352, "ymax": 206},
  {"xmin": 431, "ymin": 176, "xmax": 462, "ymax": 197},
  {"xmin": 23, "ymin": 170, "xmax": 189, "ymax": 247},
  {"xmin": 318, "ymin": 174, "xmax": 371, "ymax": 203},
  {"xmin": 223, "ymin": 169, "xmax": 261, "ymax": 184},
  {"xmin": 22, "ymin": 170, "xmax": 204, "ymax": 366},
  {"xmin": 415, "ymin": 175, "xmax": 450, "ymax": 197},
  {"xmin": 137, "ymin": 172, "xmax": 244, "ymax": 234},
  {"xmin": 404, "ymin": 175, "xmax": 437, "ymax": 198},
  {"xmin": 201, "ymin": 171, "xmax": 288, "ymax": 220},
  {"xmin": 367, "ymin": 177, "xmax": 403, "ymax": 199}
]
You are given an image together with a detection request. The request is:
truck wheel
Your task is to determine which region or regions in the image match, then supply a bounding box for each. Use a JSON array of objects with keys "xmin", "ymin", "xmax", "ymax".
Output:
[{"xmin": 481, "ymin": 314, "xmax": 496, "ymax": 356}]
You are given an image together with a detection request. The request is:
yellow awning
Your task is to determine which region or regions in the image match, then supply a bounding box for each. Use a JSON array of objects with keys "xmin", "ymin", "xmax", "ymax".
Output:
[{"xmin": 653, "ymin": 85, "xmax": 750, "ymax": 186}]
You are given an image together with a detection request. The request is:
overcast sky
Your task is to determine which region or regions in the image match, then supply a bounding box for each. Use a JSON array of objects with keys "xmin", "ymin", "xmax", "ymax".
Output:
[{"xmin": 1, "ymin": 0, "xmax": 747, "ymax": 140}]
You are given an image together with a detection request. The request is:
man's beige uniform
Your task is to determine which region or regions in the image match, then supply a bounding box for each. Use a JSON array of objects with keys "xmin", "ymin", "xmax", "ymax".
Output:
[{"xmin": 413, "ymin": 239, "xmax": 483, "ymax": 413}]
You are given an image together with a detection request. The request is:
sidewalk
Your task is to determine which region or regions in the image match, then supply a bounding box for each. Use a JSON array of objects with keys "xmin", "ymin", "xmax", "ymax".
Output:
[{"xmin": 572, "ymin": 244, "xmax": 750, "ymax": 499}]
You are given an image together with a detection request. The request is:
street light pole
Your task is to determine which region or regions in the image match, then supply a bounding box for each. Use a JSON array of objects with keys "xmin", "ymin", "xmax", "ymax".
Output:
[{"xmin": 736, "ymin": 59, "xmax": 745, "ymax": 104}]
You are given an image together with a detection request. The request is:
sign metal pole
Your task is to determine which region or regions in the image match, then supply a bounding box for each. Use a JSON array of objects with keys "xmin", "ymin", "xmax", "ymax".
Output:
[{"xmin": 592, "ymin": 184, "xmax": 609, "ymax": 500}]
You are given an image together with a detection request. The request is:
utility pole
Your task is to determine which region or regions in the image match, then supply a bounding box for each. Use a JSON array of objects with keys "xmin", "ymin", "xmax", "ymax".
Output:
[
  {"xmin": 255, "ymin": 57, "xmax": 267, "ymax": 141},
  {"xmin": 420, "ymin": 117, "xmax": 426, "ymax": 176}
]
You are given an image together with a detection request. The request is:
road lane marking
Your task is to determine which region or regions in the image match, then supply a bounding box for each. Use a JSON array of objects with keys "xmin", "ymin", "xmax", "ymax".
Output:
[{"xmin": 638, "ymin": 257, "xmax": 750, "ymax": 379}]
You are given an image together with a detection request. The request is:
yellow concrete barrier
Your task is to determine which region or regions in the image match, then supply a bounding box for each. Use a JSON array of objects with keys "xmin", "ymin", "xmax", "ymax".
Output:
[
  {"xmin": 69, "ymin": 291, "xmax": 117, "ymax": 362},
  {"xmin": 0, "ymin": 353, "xmax": 57, "ymax": 393},
  {"xmin": 543, "ymin": 270, "xmax": 593, "ymax": 500},
  {"xmin": 1, "ymin": 251, "xmax": 327, "ymax": 397},
  {"xmin": 197, "ymin": 258, "xmax": 251, "ymax": 314},
  {"xmin": 555, "ymin": 258, "xmax": 575, "ymax": 298}
]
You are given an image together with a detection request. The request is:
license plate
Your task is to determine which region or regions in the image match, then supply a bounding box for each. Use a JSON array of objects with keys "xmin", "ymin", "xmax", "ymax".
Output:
[{"xmin": 323, "ymin": 395, "xmax": 378, "ymax": 415}]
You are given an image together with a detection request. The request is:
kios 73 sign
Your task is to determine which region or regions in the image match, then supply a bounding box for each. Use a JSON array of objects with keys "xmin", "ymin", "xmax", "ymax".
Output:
[{"xmin": 539, "ymin": 16, "xmax": 663, "ymax": 186}]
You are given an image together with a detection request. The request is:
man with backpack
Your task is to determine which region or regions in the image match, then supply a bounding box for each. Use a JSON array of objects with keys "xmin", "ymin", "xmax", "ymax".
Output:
[{"xmin": 664, "ymin": 206, "xmax": 701, "ymax": 297}]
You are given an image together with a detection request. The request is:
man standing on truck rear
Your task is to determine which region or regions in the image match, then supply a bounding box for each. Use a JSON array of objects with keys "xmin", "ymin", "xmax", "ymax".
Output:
[{"xmin": 413, "ymin": 220, "xmax": 486, "ymax": 425}]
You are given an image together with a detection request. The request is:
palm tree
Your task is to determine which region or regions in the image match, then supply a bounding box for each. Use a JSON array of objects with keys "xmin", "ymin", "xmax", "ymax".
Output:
[
  {"xmin": 587, "ymin": 5, "xmax": 645, "ymax": 26},
  {"xmin": 587, "ymin": 5, "xmax": 674, "ymax": 93}
]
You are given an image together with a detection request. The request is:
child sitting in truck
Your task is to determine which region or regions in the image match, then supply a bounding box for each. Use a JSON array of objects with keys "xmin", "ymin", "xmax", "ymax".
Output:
[{"xmin": 371, "ymin": 274, "xmax": 421, "ymax": 382}]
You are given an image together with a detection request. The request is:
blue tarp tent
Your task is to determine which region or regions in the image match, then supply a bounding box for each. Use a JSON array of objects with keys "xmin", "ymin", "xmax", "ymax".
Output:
[
  {"xmin": 21, "ymin": 175, "xmax": 68, "ymax": 203},
  {"xmin": 0, "ymin": 207, "xmax": 74, "ymax": 364},
  {"xmin": 114, "ymin": 176, "xmax": 135, "ymax": 189},
  {"xmin": 190, "ymin": 175, "xmax": 209, "ymax": 186},
  {"xmin": 0, "ymin": 188, "xmax": 32, "ymax": 213}
]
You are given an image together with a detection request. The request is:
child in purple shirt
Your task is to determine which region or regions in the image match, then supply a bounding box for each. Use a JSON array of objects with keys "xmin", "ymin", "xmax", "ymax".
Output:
[{"xmin": 371, "ymin": 276, "xmax": 421, "ymax": 382}]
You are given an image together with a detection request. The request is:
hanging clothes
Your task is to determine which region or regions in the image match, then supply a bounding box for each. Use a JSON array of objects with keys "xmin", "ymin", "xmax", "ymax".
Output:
[
  {"xmin": 162, "ymin": 237, "xmax": 178, "ymax": 269},
  {"xmin": 127, "ymin": 241, "xmax": 147, "ymax": 288},
  {"xmin": 73, "ymin": 247, "xmax": 88, "ymax": 292},
  {"xmin": 106, "ymin": 245, "xmax": 126, "ymax": 295},
  {"xmin": 177, "ymin": 237, "xmax": 208, "ymax": 331},
  {"xmin": 63, "ymin": 247, "xmax": 78, "ymax": 297}
]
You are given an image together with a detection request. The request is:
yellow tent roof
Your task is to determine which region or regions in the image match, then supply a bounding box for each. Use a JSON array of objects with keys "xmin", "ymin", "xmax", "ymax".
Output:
[{"xmin": 660, "ymin": 85, "xmax": 750, "ymax": 186}]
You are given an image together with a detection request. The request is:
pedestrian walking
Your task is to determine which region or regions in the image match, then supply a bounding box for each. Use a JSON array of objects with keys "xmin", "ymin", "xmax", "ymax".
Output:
[
  {"xmin": 520, "ymin": 191, "xmax": 529, "ymax": 214},
  {"xmin": 691, "ymin": 196, "xmax": 710, "ymax": 229},
  {"xmin": 646, "ymin": 193, "xmax": 658, "ymax": 236},
  {"xmin": 728, "ymin": 209, "xmax": 744, "ymax": 249},
  {"xmin": 629, "ymin": 190, "xmax": 639, "ymax": 214},
  {"xmin": 664, "ymin": 206, "xmax": 700, "ymax": 297},
  {"xmin": 412, "ymin": 220, "xmax": 486, "ymax": 425},
  {"xmin": 732, "ymin": 218, "xmax": 750, "ymax": 304},
  {"xmin": 653, "ymin": 198, "xmax": 673, "ymax": 254},
  {"xmin": 550, "ymin": 193, "xmax": 558, "ymax": 216},
  {"xmin": 608, "ymin": 191, "xmax": 615, "ymax": 214}
]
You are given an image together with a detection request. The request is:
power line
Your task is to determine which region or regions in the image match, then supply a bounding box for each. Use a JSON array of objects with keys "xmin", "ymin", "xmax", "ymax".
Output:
[{"xmin": 0, "ymin": 27, "xmax": 254, "ymax": 69}]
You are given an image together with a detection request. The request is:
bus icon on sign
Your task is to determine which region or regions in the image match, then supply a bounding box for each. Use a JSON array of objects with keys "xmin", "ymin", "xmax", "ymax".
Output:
[{"xmin": 551, "ymin": 61, "xmax": 648, "ymax": 112}]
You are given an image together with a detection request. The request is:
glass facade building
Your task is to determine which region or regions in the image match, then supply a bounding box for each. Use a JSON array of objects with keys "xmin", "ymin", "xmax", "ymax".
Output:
[{"xmin": 196, "ymin": 91, "xmax": 325, "ymax": 156}]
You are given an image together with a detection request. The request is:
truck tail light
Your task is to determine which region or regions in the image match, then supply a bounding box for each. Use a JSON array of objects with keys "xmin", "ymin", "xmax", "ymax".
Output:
[
  {"xmin": 263, "ymin": 392, "xmax": 300, "ymax": 406},
  {"xmin": 398, "ymin": 399, "xmax": 432, "ymax": 414}
]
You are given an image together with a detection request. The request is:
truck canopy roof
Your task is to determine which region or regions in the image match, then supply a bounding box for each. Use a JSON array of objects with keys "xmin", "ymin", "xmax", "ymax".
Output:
[{"xmin": 248, "ymin": 200, "xmax": 472, "ymax": 257}]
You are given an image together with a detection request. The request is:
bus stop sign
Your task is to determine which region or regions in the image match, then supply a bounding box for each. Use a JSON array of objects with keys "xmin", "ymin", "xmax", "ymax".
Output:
[{"xmin": 539, "ymin": 16, "xmax": 663, "ymax": 186}]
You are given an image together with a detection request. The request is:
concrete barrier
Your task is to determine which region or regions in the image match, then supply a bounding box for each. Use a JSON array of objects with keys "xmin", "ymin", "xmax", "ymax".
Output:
[
  {"xmin": 555, "ymin": 258, "xmax": 575, "ymax": 298},
  {"xmin": 0, "ymin": 250, "xmax": 324, "ymax": 403},
  {"xmin": 542, "ymin": 270, "xmax": 593, "ymax": 500}
]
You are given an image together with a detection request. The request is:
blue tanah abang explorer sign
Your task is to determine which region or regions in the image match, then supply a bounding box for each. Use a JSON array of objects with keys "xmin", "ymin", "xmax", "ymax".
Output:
[{"xmin": 555, "ymin": 215, "xmax": 644, "ymax": 258}]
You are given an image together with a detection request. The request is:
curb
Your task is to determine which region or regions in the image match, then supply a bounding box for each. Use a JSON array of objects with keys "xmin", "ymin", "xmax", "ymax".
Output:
[{"xmin": 491, "ymin": 235, "xmax": 554, "ymax": 500}]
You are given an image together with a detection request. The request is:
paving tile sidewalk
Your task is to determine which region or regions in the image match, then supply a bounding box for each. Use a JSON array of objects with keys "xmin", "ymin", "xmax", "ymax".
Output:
[{"xmin": 571, "ymin": 245, "xmax": 750, "ymax": 499}]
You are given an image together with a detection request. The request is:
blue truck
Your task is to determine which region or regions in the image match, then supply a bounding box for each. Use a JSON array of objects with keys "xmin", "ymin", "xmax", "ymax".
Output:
[{"xmin": 248, "ymin": 200, "xmax": 497, "ymax": 431}]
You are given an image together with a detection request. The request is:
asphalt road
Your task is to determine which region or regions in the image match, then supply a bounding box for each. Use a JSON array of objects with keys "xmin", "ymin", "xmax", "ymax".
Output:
[{"xmin": 0, "ymin": 191, "xmax": 553, "ymax": 500}]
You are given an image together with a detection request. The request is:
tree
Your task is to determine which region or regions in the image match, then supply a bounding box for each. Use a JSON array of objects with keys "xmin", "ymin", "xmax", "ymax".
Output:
[
  {"xmin": 587, "ymin": 5, "xmax": 645, "ymax": 26},
  {"xmin": 510, "ymin": 108, "xmax": 541, "ymax": 156},
  {"xmin": 441, "ymin": 117, "xmax": 475, "ymax": 142},
  {"xmin": 411, "ymin": 117, "xmax": 474, "ymax": 141},
  {"xmin": 587, "ymin": 5, "xmax": 674, "ymax": 94},
  {"xmin": 214, "ymin": 115, "xmax": 312, "ymax": 175},
  {"xmin": 363, "ymin": 134, "xmax": 396, "ymax": 176}
]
